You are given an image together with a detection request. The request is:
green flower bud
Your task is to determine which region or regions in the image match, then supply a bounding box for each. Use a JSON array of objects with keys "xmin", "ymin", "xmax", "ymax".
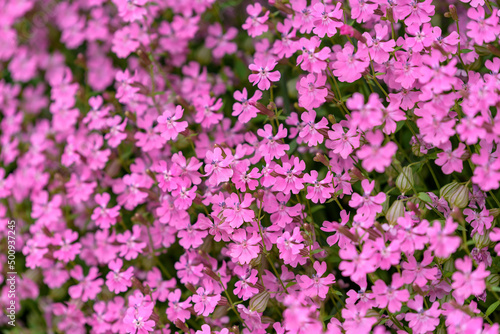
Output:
[
  {"xmin": 395, "ymin": 166, "xmax": 414, "ymax": 194},
  {"xmin": 486, "ymin": 274, "xmax": 500, "ymax": 287},
  {"xmin": 489, "ymin": 208, "xmax": 500, "ymax": 218},
  {"xmin": 473, "ymin": 231, "xmax": 492, "ymax": 249},
  {"xmin": 436, "ymin": 328, "xmax": 447, "ymax": 334},
  {"xmin": 440, "ymin": 181, "xmax": 459, "ymax": 201},
  {"xmin": 448, "ymin": 184, "xmax": 469, "ymax": 208},
  {"xmin": 249, "ymin": 253, "xmax": 262, "ymax": 268},
  {"xmin": 443, "ymin": 258, "xmax": 455, "ymax": 272},
  {"xmin": 386, "ymin": 200, "xmax": 405, "ymax": 225},
  {"xmin": 249, "ymin": 291, "xmax": 270, "ymax": 313}
]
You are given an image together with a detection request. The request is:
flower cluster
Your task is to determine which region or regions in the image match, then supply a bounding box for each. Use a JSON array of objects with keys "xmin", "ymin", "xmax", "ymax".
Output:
[{"xmin": 1, "ymin": 0, "xmax": 500, "ymax": 333}]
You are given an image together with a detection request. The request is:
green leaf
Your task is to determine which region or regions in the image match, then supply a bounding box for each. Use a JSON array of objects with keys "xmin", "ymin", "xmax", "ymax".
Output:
[
  {"xmin": 286, "ymin": 281, "xmax": 297, "ymax": 288},
  {"xmin": 460, "ymin": 49, "xmax": 473, "ymax": 54},
  {"xmin": 485, "ymin": 300, "xmax": 500, "ymax": 316},
  {"xmin": 418, "ymin": 192, "xmax": 432, "ymax": 203}
]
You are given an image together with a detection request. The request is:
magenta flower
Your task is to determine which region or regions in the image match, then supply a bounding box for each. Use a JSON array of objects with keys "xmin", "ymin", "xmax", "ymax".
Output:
[
  {"xmin": 229, "ymin": 229, "xmax": 262, "ymax": 265},
  {"xmin": 298, "ymin": 110, "xmax": 329, "ymax": 147},
  {"xmin": 204, "ymin": 147, "xmax": 234, "ymax": 186},
  {"xmin": 257, "ymin": 124, "xmax": 289, "ymax": 162},
  {"xmin": 68, "ymin": 266, "xmax": 103, "ymax": 302},
  {"xmin": 53, "ymin": 229, "xmax": 82, "ymax": 263},
  {"xmin": 311, "ymin": 2, "xmax": 343, "ymax": 38},
  {"xmin": 298, "ymin": 261, "xmax": 335, "ymax": 299},
  {"xmin": 371, "ymin": 273, "xmax": 409, "ymax": 313},
  {"xmin": 249, "ymin": 58, "xmax": 281, "ymax": 90},
  {"xmin": 326, "ymin": 123, "xmax": 360, "ymax": 159},
  {"xmin": 402, "ymin": 250, "xmax": 438, "ymax": 287},
  {"xmin": 356, "ymin": 130, "xmax": 397, "ymax": 173},
  {"xmin": 223, "ymin": 193, "xmax": 255, "ymax": 228},
  {"xmin": 192, "ymin": 286, "xmax": 221, "ymax": 317},
  {"xmin": 157, "ymin": 105, "xmax": 188, "ymax": 141},
  {"xmin": 232, "ymin": 88, "xmax": 262, "ymax": 124},
  {"xmin": 91, "ymin": 193, "xmax": 120, "ymax": 229},
  {"xmin": 242, "ymin": 3, "xmax": 269, "ymax": 38},
  {"xmin": 405, "ymin": 295, "xmax": 441, "ymax": 334},
  {"xmin": 332, "ymin": 43, "xmax": 369, "ymax": 83},
  {"xmin": 452, "ymin": 256, "xmax": 490, "ymax": 304},
  {"xmin": 297, "ymin": 73, "xmax": 328, "ymax": 111},
  {"xmin": 106, "ymin": 258, "xmax": 133, "ymax": 293}
]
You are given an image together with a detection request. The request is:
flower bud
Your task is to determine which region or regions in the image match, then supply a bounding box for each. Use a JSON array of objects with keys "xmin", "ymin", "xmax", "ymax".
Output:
[
  {"xmin": 249, "ymin": 291, "xmax": 270, "ymax": 312},
  {"xmin": 436, "ymin": 328, "xmax": 447, "ymax": 334},
  {"xmin": 487, "ymin": 274, "xmax": 500, "ymax": 287},
  {"xmin": 249, "ymin": 253, "xmax": 262, "ymax": 268},
  {"xmin": 174, "ymin": 320, "xmax": 189, "ymax": 332},
  {"xmin": 395, "ymin": 166, "xmax": 414, "ymax": 194},
  {"xmin": 217, "ymin": 297, "xmax": 228, "ymax": 306},
  {"xmin": 386, "ymin": 200, "xmax": 405, "ymax": 225},
  {"xmin": 440, "ymin": 181, "xmax": 459, "ymax": 201},
  {"xmin": 386, "ymin": 7, "xmax": 395, "ymax": 23},
  {"xmin": 443, "ymin": 258, "xmax": 455, "ymax": 272},
  {"xmin": 313, "ymin": 153, "xmax": 330, "ymax": 167},
  {"xmin": 473, "ymin": 231, "xmax": 491, "ymax": 249},
  {"xmin": 185, "ymin": 283, "xmax": 196, "ymax": 294},
  {"xmin": 348, "ymin": 167, "xmax": 364, "ymax": 183},
  {"xmin": 489, "ymin": 208, "xmax": 500, "ymax": 218},
  {"xmin": 448, "ymin": 184, "xmax": 469, "ymax": 208},
  {"xmin": 449, "ymin": 5, "xmax": 458, "ymax": 21}
]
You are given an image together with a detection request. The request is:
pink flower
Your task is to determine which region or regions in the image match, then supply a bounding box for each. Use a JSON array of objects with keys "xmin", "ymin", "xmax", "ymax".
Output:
[
  {"xmin": 362, "ymin": 24, "xmax": 395, "ymax": 64},
  {"xmin": 356, "ymin": 130, "xmax": 397, "ymax": 173},
  {"xmin": 234, "ymin": 265, "xmax": 259, "ymax": 300},
  {"xmin": 297, "ymin": 73, "xmax": 328, "ymax": 111},
  {"xmin": 116, "ymin": 225, "xmax": 146, "ymax": 260},
  {"xmin": 299, "ymin": 261, "xmax": 335, "ymax": 299},
  {"xmin": 242, "ymin": 3, "xmax": 269, "ymax": 38},
  {"xmin": 452, "ymin": 256, "xmax": 490, "ymax": 304},
  {"xmin": 205, "ymin": 23, "xmax": 237, "ymax": 58},
  {"xmin": 331, "ymin": 43, "xmax": 369, "ymax": 83},
  {"xmin": 326, "ymin": 123, "xmax": 360, "ymax": 159},
  {"xmin": 68, "ymin": 266, "xmax": 103, "ymax": 302},
  {"xmin": 53, "ymin": 229, "xmax": 82, "ymax": 263},
  {"xmin": 348, "ymin": 179, "xmax": 386, "ymax": 226},
  {"xmin": 311, "ymin": 2, "xmax": 343, "ymax": 38},
  {"xmin": 91, "ymin": 193, "xmax": 120, "ymax": 229},
  {"xmin": 232, "ymin": 88, "xmax": 262, "ymax": 124},
  {"xmin": 464, "ymin": 207, "xmax": 494, "ymax": 236},
  {"xmin": 466, "ymin": 6, "xmax": 498, "ymax": 45},
  {"xmin": 229, "ymin": 229, "xmax": 262, "ymax": 265},
  {"xmin": 435, "ymin": 143, "xmax": 466, "ymax": 175},
  {"xmin": 272, "ymin": 157, "xmax": 305, "ymax": 195},
  {"xmin": 192, "ymin": 286, "xmax": 221, "ymax": 317},
  {"xmin": 106, "ymin": 258, "xmax": 133, "ymax": 293},
  {"xmin": 371, "ymin": 273, "xmax": 409, "ymax": 313},
  {"xmin": 298, "ymin": 110, "xmax": 329, "ymax": 146},
  {"xmin": 342, "ymin": 303, "xmax": 377, "ymax": 334},
  {"xmin": 276, "ymin": 227, "xmax": 305, "ymax": 267},
  {"xmin": 402, "ymin": 250, "xmax": 438, "ymax": 287},
  {"xmin": 303, "ymin": 170, "xmax": 335, "ymax": 204},
  {"xmin": 405, "ymin": 295, "xmax": 441, "ymax": 334},
  {"xmin": 257, "ymin": 124, "xmax": 289, "ymax": 162},
  {"xmin": 166, "ymin": 289, "xmax": 192, "ymax": 322},
  {"xmin": 249, "ymin": 57, "xmax": 281, "ymax": 90},
  {"xmin": 297, "ymin": 36, "xmax": 331, "ymax": 73},
  {"xmin": 157, "ymin": 105, "xmax": 188, "ymax": 141},
  {"xmin": 427, "ymin": 218, "xmax": 461, "ymax": 258},
  {"xmin": 223, "ymin": 193, "xmax": 255, "ymax": 228},
  {"xmin": 204, "ymin": 147, "xmax": 234, "ymax": 186}
]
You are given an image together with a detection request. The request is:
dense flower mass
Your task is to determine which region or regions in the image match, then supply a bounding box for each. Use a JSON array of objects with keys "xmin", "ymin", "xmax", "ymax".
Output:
[{"xmin": 2, "ymin": 0, "xmax": 500, "ymax": 333}]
